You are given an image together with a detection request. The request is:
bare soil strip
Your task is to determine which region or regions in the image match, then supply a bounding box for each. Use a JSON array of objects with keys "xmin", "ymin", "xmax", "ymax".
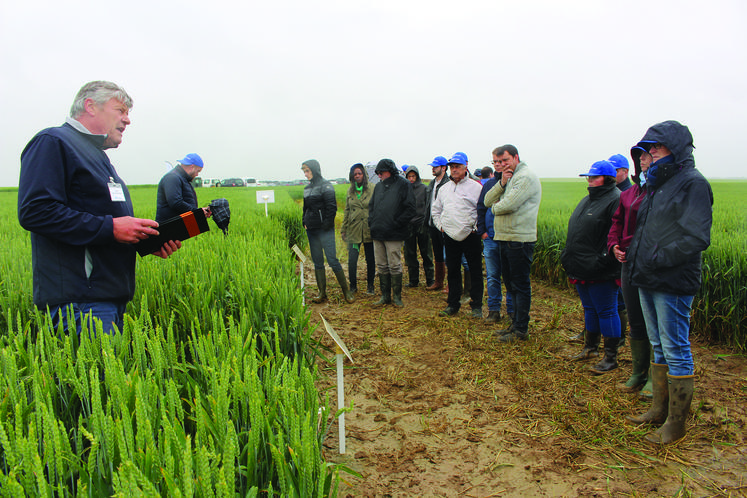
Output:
[{"xmin": 308, "ymin": 270, "xmax": 747, "ymax": 497}]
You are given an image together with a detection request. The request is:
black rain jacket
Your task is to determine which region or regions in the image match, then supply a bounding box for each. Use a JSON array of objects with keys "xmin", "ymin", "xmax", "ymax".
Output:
[
  {"xmin": 561, "ymin": 182, "xmax": 621, "ymax": 281},
  {"xmin": 626, "ymin": 121, "xmax": 713, "ymax": 296},
  {"xmin": 302, "ymin": 159, "xmax": 337, "ymax": 231}
]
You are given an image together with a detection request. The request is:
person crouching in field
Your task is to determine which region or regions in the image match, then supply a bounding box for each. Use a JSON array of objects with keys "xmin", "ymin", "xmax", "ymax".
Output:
[
  {"xmin": 341, "ymin": 163, "xmax": 375, "ymax": 296},
  {"xmin": 301, "ymin": 159, "xmax": 354, "ymax": 304},
  {"xmin": 368, "ymin": 159, "xmax": 415, "ymax": 307},
  {"xmin": 625, "ymin": 121, "xmax": 713, "ymax": 445},
  {"xmin": 561, "ymin": 161, "xmax": 621, "ymax": 374}
]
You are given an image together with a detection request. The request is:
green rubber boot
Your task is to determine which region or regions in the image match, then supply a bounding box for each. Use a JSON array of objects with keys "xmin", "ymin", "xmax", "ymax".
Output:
[{"xmin": 617, "ymin": 338, "xmax": 650, "ymax": 392}]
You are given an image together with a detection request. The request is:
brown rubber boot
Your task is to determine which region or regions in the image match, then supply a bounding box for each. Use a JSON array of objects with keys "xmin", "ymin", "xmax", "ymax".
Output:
[
  {"xmin": 644, "ymin": 374, "xmax": 694, "ymax": 445},
  {"xmin": 427, "ymin": 262, "xmax": 445, "ymax": 291},
  {"xmin": 626, "ymin": 363, "xmax": 669, "ymax": 425}
]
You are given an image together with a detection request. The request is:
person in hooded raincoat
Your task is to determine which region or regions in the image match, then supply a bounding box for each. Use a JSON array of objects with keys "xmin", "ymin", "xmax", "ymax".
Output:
[
  {"xmin": 301, "ymin": 159, "xmax": 354, "ymax": 304},
  {"xmin": 368, "ymin": 159, "xmax": 416, "ymax": 307},
  {"xmin": 341, "ymin": 163, "xmax": 375, "ymax": 295},
  {"xmin": 403, "ymin": 165, "xmax": 434, "ymax": 288},
  {"xmin": 624, "ymin": 120, "xmax": 713, "ymax": 446}
]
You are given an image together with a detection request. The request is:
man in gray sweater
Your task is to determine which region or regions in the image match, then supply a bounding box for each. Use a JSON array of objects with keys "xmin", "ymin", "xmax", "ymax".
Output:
[{"xmin": 484, "ymin": 145, "xmax": 542, "ymax": 342}]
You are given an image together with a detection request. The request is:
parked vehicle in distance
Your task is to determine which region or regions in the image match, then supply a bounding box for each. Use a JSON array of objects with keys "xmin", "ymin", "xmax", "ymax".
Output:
[
  {"xmin": 221, "ymin": 178, "xmax": 245, "ymax": 187},
  {"xmin": 195, "ymin": 177, "xmax": 222, "ymax": 187},
  {"xmin": 244, "ymin": 178, "xmax": 261, "ymax": 187}
]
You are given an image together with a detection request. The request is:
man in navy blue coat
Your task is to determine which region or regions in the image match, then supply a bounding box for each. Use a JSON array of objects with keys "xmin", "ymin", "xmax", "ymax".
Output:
[{"xmin": 18, "ymin": 80, "xmax": 180, "ymax": 334}]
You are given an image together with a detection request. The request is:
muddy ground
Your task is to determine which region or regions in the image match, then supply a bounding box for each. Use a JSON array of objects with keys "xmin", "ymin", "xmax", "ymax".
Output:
[{"xmin": 306, "ymin": 267, "xmax": 747, "ymax": 498}]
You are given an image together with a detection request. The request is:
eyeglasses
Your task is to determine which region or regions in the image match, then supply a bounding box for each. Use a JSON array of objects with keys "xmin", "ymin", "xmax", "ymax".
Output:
[{"xmin": 650, "ymin": 143, "xmax": 665, "ymax": 151}]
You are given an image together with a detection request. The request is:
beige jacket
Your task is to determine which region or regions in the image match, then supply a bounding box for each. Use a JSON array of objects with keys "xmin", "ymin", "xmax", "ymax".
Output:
[{"xmin": 483, "ymin": 162, "xmax": 542, "ymax": 242}]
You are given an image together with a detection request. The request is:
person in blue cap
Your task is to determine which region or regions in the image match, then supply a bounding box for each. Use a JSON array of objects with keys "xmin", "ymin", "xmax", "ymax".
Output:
[
  {"xmin": 625, "ymin": 120, "xmax": 713, "ymax": 445},
  {"xmin": 432, "ymin": 152, "xmax": 484, "ymax": 318},
  {"xmin": 424, "ymin": 156, "xmax": 451, "ymax": 291},
  {"xmin": 561, "ymin": 160, "xmax": 621, "ymax": 373},
  {"xmin": 156, "ymin": 153, "xmax": 212, "ymax": 222},
  {"xmin": 609, "ymin": 154, "xmax": 632, "ymax": 192}
]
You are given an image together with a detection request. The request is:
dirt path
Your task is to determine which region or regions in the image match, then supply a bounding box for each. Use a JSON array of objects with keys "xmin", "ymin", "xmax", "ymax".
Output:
[{"xmin": 306, "ymin": 269, "xmax": 747, "ymax": 497}]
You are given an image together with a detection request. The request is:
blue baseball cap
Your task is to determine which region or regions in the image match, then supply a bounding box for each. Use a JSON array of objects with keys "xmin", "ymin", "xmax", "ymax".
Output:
[
  {"xmin": 448, "ymin": 152, "xmax": 468, "ymax": 165},
  {"xmin": 608, "ymin": 154, "xmax": 630, "ymax": 170},
  {"xmin": 580, "ymin": 160, "xmax": 616, "ymax": 177},
  {"xmin": 428, "ymin": 156, "xmax": 448, "ymax": 167},
  {"xmin": 180, "ymin": 153, "xmax": 204, "ymax": 168}
]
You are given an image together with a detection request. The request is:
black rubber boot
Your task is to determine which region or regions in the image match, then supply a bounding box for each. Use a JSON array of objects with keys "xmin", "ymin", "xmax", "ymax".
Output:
[
  {"xmin": 617, "ymin": 338, "xmax": 650, "ymax": 392},
  {"xmin": 626, "ymin": 363, "xmax": 669, "ymax": 425},
  {"xmin": 618, "ymin": 309, "xmax": 628, "ymax": 348},
  {"xmin": 391, "ymin": 273, "xmax": 404, "ymax": 307},
  {"xmin": 645, "ymin": 374, "xmax": 694, "ymax": 445},
  {"xmin": 348, "ymin": 262, "xmax": 357, "ymax": 295},
  {"xmin": 334, "ymin": 269, "xmax": 355, "ymax": 304},
  {"xmin": 568, "ymin": 329, "xmax": 586, "ymax": 343},
  {"xmin": 374, "ymin": 273, "xmax": 391, "ymax": 306},
  {"xmin": 312, "ymin": 269, "xmax": 327, "ymax": 303},
  {"xmin": 406, "ymin": 267, "xmax": 418, "ymax": 288},
  {"xmin": 590, "ymin": 336, "xmax": 619, "ymax": 374},
  {"xmin": 462, "ymin": 270, "xmax": 471, "ymax": 300},
  {"xmin": 569, "ymin": 330, "xmax": 600, "ymax": 361}
]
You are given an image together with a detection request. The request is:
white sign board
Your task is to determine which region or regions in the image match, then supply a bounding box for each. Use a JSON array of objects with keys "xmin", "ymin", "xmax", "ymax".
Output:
[
  {"xmin": 256, "ymin": 190, "xmax": 275, "ymax": 204},
  {"xmin": 320, "ymin": 314, "xmax": 353, "ymax": 363},
  {"xmin": 291, "ymin": 244, "xmax": 307, "ymax": 264}
]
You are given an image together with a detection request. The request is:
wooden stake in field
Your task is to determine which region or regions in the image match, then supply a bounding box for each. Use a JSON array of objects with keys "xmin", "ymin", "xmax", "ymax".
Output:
[{"xmin": 320, "ymin": 314, "xmax": 353, "ymax": 454}]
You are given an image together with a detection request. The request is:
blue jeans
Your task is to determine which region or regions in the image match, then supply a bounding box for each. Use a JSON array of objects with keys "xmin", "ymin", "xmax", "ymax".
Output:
[
  {"xmin": 306, "ymin": 228, "xmax": 342, "ymax": 272},
  {"xmin": 575, "ymin": 281, "xmax": 621, "ymax": 338},
  {"xmin": 638, "ymin": 288, "xmax": 694, "ymax": 376},
  {"xmin": 51, "ymin": 301, "xmax": 127, "ymax": 335},
  {"xmin": 500, "ymin": 241, "xmax": 535, "ymax": 334},
  {"xmin": 483, "ymin": 238, "xmax": 513, "ymax": 313}
]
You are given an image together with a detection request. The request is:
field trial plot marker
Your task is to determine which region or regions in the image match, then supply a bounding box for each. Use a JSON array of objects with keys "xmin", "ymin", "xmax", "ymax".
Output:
[
  {"xmin": 255, "ymin": 189, "xmax": 275, "ymax": 217},
  {"xmin": 319, "ymin": 314, "xmax": 353, "ymax": 454},
  {"xmin": 291, "ymin": 244, "xmax": 307, "ymax": 306}
]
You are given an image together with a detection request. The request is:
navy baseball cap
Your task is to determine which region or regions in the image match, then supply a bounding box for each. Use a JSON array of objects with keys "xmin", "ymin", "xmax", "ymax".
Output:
[
  {"xmin": 180, "ymin": 153, "xmax": 204, "ymax": 168},
  {"xmin": 580, "ymin": 160, "xmax": 616, "ymax": 177}
]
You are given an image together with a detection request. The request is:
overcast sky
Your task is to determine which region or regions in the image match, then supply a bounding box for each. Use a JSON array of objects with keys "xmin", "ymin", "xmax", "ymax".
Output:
[{"xmin": 1, "ymin": 0, "xmax": 745, "ymax": 187}]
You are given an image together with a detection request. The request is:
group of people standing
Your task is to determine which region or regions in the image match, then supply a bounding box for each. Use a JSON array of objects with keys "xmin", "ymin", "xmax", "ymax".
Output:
[
  {"xmin": 303, "ymin": 120, "xmax": 712, "ymax": 446},
  {"xmin": 302, "ymin": 145, "xmax": 542, "ymax": 346},
  {"xmin": 559, "ymin": 120, "xmax": 712, "ymax": 444}
]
